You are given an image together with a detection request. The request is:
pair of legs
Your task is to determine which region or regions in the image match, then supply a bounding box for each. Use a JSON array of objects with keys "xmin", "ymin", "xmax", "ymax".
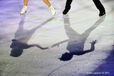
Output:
[
  {"xmin": 24, "ymin": 0, "xmax": 51, "ymax": 7},
  {"xmin": 63, "ymin": 0, "xmax": 106, "ymax": 16},
  {"xmin": 20, "ymin": 0, "xmax": 56, "ymax": 15}
]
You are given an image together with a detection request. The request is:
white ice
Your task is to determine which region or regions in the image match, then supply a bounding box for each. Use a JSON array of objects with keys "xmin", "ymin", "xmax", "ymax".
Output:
[{"xmin": 0, "ymin": 0, "xmax": 114, "ymax": 76}]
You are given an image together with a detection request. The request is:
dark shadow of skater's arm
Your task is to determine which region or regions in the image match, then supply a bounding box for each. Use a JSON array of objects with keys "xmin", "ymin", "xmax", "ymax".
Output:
[
  {"xmin": 85, "ymin": 40, "xmax": 97, "ymax": 52},
  {"xmin": 51, "ymin": 39, "xmax": 68, "ymax": 48},
  {"xmin": 30, "ymin": 44, "xmax": 48, "ymax": 50},
  {"xmin": 10, "ymin": 39, "xmax": 48, "ymax": 50}
]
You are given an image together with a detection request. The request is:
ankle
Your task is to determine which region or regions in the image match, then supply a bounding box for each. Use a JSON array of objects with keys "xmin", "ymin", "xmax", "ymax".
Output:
[
  {"xmin": 23, "ymin": 6, "xmax": 27, "ymax": 8},
  {"xmin": 49, "ymin": 5, "xmax": 53, "ymax": 8}
]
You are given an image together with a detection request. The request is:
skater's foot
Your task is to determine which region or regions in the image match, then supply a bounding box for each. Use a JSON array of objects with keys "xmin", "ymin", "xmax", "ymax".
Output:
[
  {"xmin": 20, "ymin": 6, "xmax": 27, "ymax": 15},
  {"xmin": 99, "ymin": 11, "xmax": 106, "ymax": 16},
  {"xmin": 49, "ymin": 6, "xmax": 56, "ymax": 16},
  {"xmin": 63, "ymin": 6, "xmax": 71, "ymax": 15}
]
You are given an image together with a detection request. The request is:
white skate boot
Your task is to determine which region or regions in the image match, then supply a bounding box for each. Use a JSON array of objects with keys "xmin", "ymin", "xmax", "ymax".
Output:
[
  {"xmin": 49, "ymin": 6, "xmax": 56, "ymax": 16},
  {"xmin": 20, "ymin": 6, "xmax": 27, "ymax": 15}
]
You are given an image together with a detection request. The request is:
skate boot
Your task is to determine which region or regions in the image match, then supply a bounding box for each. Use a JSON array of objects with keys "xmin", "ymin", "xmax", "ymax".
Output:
[
  {"xmin": 20, "ymin": 6, "xmax": 27, "ymax": 15},
  {"xmin": 49, "ymin": 6, "xmax": 56, "ymax": 16}
]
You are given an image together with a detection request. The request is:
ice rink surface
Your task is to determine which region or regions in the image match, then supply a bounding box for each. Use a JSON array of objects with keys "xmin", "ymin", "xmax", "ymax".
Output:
[{"xmin": 0, "ymin": 0, "xmax": 114, "ymax": 76}]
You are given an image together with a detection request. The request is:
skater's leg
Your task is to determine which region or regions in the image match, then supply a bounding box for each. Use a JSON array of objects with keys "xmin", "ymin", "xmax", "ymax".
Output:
[
  {"xmin": 43, "ymin": 0, "xmax": 51, "ymax": 7},
  {"xmin": 24, "ymin": 0, "xmax": 28, "ymax": 6},
  {"xmin": 20, "ymin": 0, "xmax": 28, "ymax": 15},
  {"xmin": 43, "ymin": 0, "xmax": 56, "ymax": 16},
  {"xmin": 63, "ymin": 0, "xmax": 73, "ymax": 15},
  {"xmin": 92, "ymin": 0, "xmax": 105, "ymax": 16}
]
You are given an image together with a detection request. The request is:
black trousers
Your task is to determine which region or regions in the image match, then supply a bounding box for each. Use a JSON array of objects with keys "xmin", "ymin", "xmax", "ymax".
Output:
[
  {"xmin": 65, "ymin": 0, "xmax": 105, "ymax": 12},
  {"xmin": 93, "ymin": 0, "xmax": 105, "ymax": 12}
]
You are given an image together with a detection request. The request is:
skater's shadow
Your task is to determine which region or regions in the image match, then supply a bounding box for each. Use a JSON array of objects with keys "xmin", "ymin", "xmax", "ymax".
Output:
[
  {"xmin": 10, "ymin": 16, "xmax": 54, "ymax": 57},
  {"xmin": 52, "ymin": 15, "xmax": 106, "ymax": 61}
]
